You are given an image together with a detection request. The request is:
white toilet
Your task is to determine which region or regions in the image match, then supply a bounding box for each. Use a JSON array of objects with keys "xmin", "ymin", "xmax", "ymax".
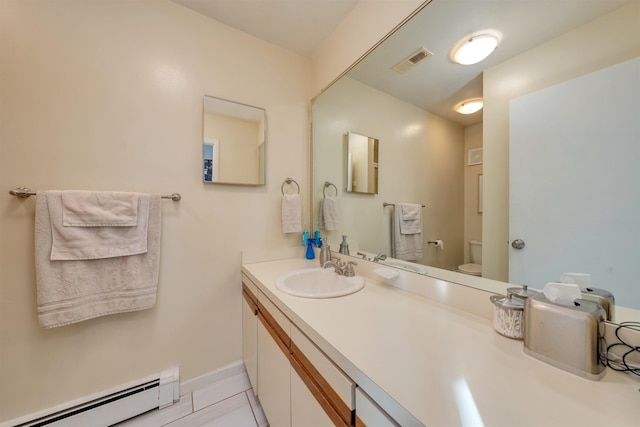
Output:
[{"xmin": 458, "ymin": 240, "xmax": 482, "ymax": 276}]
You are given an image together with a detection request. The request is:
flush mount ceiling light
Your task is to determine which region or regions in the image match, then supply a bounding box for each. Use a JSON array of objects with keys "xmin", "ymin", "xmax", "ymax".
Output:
[
  {"xmin": 450, "ymin": 33, "xmax": 499, "ymax": 65},
  {"xmin": 454, "ymin": 98, "xmax": 484, "ymax": 115}
]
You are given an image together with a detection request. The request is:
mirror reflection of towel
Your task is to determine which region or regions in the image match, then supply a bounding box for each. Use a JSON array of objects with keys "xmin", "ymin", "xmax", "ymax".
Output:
[
  {"xmin": 393, "ymin": 203, "xmax": 422, "ymax": 261},
  {"xmin": 319, "ymin": 196, "xmax": 338, "ymax": 230},
  {"xmin": 399, "ymin": 203, "xmax": 422, "ymax": 235}
]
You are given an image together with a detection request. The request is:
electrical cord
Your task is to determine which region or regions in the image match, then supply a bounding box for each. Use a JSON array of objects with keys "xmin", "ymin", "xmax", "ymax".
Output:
[{"xmin": 605, "ymin": 321, "xmax": 640, "ymax": 378}]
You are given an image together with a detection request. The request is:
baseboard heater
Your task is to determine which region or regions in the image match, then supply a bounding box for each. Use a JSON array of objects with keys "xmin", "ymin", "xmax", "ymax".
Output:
[{"xmin": 3, "ymin": 367, "xmax": 179, "ymax": 427}]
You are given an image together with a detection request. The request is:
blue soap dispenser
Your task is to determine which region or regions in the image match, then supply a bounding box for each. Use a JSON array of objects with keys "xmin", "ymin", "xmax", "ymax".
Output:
[
  {"xmin": 302, "ymin": 231, "xmax": 315, "ymax": 259},
  {"xmin": 306, "ymin": 239, "xmax": 315, "ymax": 259}
]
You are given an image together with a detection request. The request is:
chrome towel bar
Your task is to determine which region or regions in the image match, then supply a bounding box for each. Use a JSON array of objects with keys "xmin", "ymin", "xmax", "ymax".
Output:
[
  {"xmin": 9, "ymin": 187, "xmax": 181, "ymax": 201},
  {"xmin": 383, "ymin": 202, "xmax": 425, "ymax": 207}
]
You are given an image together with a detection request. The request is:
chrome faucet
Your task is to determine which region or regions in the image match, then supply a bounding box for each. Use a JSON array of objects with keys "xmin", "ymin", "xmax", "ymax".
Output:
[
  {"xmin": 322, "ymin": 258, "xmax": 358, "ymax": 277},
  {"xmin": 373, "ymin": 253, "xmax": 387, "ymax": 262}
]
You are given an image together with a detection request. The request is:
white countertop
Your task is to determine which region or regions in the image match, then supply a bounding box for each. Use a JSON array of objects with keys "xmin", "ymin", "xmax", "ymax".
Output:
[{"xmin": 242, "ymin": 257, "xmax": 639, "ymax": 427}]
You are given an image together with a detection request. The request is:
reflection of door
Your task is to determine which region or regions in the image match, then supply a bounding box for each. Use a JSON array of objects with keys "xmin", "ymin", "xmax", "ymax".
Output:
[
  {"xmin": 203, "ymin": 138, "xmax": 219, "ymax": 182},
  {"xmin": 509, "ymin": 58, "xmax": 639, "ymax": 308}
]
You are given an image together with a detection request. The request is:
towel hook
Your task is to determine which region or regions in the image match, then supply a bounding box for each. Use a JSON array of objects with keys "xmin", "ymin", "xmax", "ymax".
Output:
[
  {"xmin": 281, "ymin": 178, "xmax": 300, "ymax": 195},
  {"xmin": 323, "ymin": 181, "xmax": 337, "ymax": 197}
]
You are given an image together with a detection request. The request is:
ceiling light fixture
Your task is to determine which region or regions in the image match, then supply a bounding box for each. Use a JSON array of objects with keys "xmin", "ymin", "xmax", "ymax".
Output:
[
  {"xmin": 454, "ymin": 98, "xmax": 484, "ymax": 115},
  {"xmin": 450, "ymin": 33, "xmax": 499, "ymax": 65}
]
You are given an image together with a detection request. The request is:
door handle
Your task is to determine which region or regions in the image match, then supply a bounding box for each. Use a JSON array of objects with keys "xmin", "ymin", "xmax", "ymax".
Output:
[{"xmin": 511, "ymin": 239, "xmax": 525, "ymax": 249}]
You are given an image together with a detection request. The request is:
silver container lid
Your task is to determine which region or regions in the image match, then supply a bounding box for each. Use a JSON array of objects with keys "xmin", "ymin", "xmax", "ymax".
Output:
[
  {"xmin": 490, "ymin": 293, "xmax": 524, "ymax": 310},
  {"xmin": 506, "ymin": 285, "xmax": 539, "ymax": 300}
]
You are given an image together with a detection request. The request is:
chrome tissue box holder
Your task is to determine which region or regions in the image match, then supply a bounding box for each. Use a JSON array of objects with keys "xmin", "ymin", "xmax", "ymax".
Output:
[{"xmin": 524, "ymin": 293, "xmax": 607, "ymax": 380}]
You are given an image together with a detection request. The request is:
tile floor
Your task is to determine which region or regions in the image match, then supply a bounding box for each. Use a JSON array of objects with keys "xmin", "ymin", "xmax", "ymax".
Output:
[{"xmin": 116, "ymin": 365, "xmax": 268, "ymax": 427}]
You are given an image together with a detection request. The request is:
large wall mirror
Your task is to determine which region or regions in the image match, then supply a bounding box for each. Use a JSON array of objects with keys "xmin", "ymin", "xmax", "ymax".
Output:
[
  {"xmin": 203, "ymin": 95, "xmax": 266, "ymax": 185},
  {"xmin": 311, "ymin": 0, "xmax": 640, "ymax": 316}
]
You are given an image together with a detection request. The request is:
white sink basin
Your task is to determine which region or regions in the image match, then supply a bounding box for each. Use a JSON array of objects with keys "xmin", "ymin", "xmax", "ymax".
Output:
[{"xmin": 276, "ymin": 268, "xmax": 365, "ymax": 298}]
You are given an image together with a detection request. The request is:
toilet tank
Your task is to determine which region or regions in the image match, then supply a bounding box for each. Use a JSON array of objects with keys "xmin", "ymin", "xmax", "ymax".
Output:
[{"xmin": 469, "ymin": 240, "xmax": 482, "ymax": 264}]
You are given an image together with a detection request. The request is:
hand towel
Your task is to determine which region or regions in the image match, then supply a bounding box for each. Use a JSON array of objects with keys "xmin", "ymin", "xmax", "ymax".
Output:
[
  {"xmin": 318, "ymin": 196, "xmax": 338, "ymax": 230},
  {"xmin": 35, "ymin": 191, "xmax": 162, "ymax": 328},
  {"xmin": 282, "ymin": 193, "xmax": 302, "ymax": 233},
  {"xmin": 392, "ymin": 203, "xmax": 423, "ymax": 261},
  {"xmin": 48, "ymin": 191, "xmax": 150, "ymax": 260},
  {"xmin": 61, "ymin": 190, "xmax": 139, "ymax": 226},
  {"xmin": 399, "ymin": 203, "xmax": 422, "ymax": 234}
]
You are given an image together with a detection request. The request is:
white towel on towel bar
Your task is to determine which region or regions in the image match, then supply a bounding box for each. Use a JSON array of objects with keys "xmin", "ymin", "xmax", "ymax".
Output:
[
  {"xmin": 49, "ymin": 191, "xmax": 150, "ymax": 260},
  {"xmin": 62, "ymin": 190, "xmax": 139, "ymax": 226},
  {"xmin": 392, "ymin": 203, "xmax": 423, "ymax": 261},
  {"xmin": 282, "ymin": 193, "xmax": 302, "ymax": 233},
  {"xmin": 35, "ymin": 191, "xmax": 162, "ymax": 328}
]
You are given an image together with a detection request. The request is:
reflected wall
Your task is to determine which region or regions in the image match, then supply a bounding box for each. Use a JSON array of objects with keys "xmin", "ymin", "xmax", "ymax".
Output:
[{"xmin": 313, "ymin": 77, "xmax": 465, "ymax": 270}]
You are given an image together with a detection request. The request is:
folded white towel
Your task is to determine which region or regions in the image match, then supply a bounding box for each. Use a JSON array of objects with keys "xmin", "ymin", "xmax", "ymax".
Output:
[
  {"xmin": 62, "ymin": 190, "xmax": 139, "ymax": 226},
  {"xmin": 392, "ymin": 203, "xmax": 423, "ymax": 261},
  {"xmin": 282, "ymin": 193, "xmax": 302, "ymax": 233},
  {"xmin": 48, "ymin": 191, "xmax": 150, "ymax": 260},
  {"xmin": 319, "ymin": 196, "xmax": 338, "ymax": 230},
  {"xmin": 399, "ymin": 203, "xmax": 422, "ymax": 235},
  {"xmin": 35, "ymin": 192, "xmax": 162, "ymax": 328}
]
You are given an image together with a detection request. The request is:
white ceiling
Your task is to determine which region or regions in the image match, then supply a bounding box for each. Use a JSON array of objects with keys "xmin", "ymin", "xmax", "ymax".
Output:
[
  {"xmin": 170, "ymin": 0, "xmax": 359, "ymax": 58},
  {"xmin": 172, "ymin": 0, "xmax": 632, "ymax": 126}
]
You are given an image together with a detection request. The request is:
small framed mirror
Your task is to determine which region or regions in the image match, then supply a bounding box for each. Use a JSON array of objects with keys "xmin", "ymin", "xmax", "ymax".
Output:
[
  {"xmin": 345, "ymin": 131, "xmax": 378, "ymax": 194},
  {"xmin": 203, "ymin": 95, "xmax": 266, "ymax": 185}
]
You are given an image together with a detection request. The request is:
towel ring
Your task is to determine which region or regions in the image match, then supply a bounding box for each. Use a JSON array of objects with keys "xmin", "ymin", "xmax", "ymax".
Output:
[
  {"xmin": 323, "ymin": 181, "xmax": 337, "ymax": 197},
  {"xmin": 281, "ymin": 178, "xmax": 300, "ymax": 195}
]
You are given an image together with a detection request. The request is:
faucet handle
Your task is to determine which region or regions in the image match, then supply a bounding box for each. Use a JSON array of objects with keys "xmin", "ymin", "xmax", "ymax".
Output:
[{"xmin": 344, "ymin": 261, "xmax": 358, "ymax": 277}]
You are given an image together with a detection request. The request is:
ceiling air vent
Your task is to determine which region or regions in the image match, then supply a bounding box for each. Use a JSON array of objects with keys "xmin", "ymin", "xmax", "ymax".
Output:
[{"xmin": 392, "ymin": 47, "xmax": 433, "ymax": 74}]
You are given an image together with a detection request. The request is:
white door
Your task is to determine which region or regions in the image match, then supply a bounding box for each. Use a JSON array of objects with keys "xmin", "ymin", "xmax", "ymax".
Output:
[{"xmin": 509, "ymin": 57, "xmax": 639, "ymax": 308}]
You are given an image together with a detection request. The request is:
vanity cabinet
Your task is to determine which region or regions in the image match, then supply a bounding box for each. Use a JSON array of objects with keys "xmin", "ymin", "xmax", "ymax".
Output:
[{"xmin": 242, "ymin": 274, "xmax": 357, "ymax": 427}]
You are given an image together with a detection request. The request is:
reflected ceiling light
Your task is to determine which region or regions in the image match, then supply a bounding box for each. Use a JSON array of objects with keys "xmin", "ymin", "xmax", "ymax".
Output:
[
  {"xmin": 454, "ymin": 98, "xmax": 484, "ymax": 115},
  {"xmin": 450, "ymin": 33, "xmax": 499, "ymax": 65}
]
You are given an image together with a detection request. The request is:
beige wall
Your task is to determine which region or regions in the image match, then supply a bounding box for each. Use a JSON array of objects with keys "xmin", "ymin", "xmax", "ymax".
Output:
[
  {"xmin": 313, "ymin": 77, "xmax": 465, "ymax": 270},
  {"xmin": 482, "ymin": 1, "xmax": 640, "ymax": 281},
  {"xmin": 311, "ymin": 0, "xmax": 427, "ymax": 96},
  {"xmin": 463, "ymin": 123, "xmax": 483, "ymax": 263},
  {"xmin": 0, "ymin": 0, "xmax": 310, "ymax": 420}
]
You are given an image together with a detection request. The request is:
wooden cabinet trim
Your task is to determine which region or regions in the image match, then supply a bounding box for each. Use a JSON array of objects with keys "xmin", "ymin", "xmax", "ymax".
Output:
[
  {"xmin": 257, "ymin": 299, "xmax": 291, "ymax": 350},
  {"xmin": 291, "ymin": 353, "xmax": 350, "ymax": 427},
  {"xmin": 242, "ymin": 289, "xmax": 259, "ymax": 315},
  {"xmin": 291, "ymin": 341, "xmax": 353, "ymax": 426},
  {"xmin": 258, "ymin": 310, "xmax": 290, "ymax": 358},
  {"xmin": 242, "ymin": 283, "xmax": 258, "ymax": 309}
]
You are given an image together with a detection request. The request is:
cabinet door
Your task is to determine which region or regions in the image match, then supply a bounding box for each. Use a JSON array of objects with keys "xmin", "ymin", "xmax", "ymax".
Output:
[
  {"xmin": 257, "ymin": 289, "xmax": 292, "ymax": 427},
  {"xmin": 291, "ymin": 367, "xmax": 335, "ymax": 427},
  {"xmin": 291, "ymin": 325, "xmax": 354, "ymax": 426},
  {"xmin": 355, "ymin": 388, "xmax": 399, "ymax": 427},
  {"xmin": 241, "ymin": 295, "xmax": 258, "ymax": 395},
  {"xmin": 257, "ymin": 320, "xmax": 290, "ymax": 427}
]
